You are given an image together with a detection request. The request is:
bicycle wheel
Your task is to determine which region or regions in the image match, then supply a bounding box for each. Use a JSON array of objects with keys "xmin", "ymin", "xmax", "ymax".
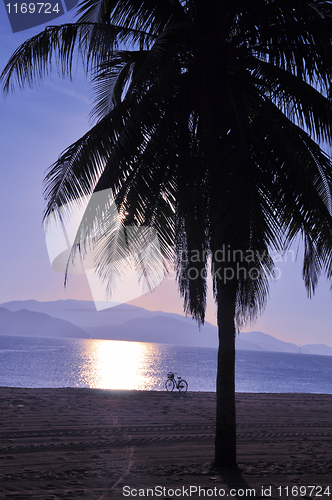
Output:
[
  {"xmin": 178, "ymin": 379, "xmax": 188, "ymax": 392},
  {"xmin": 165, "ymin": 379, "xmax": 175, "ymax": 392}
]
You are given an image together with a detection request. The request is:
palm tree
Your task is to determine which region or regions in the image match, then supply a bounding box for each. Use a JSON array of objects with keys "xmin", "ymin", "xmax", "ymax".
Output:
[{"xmin": 3, "ymin": 0, "xmax": 332, "ymax": 468}]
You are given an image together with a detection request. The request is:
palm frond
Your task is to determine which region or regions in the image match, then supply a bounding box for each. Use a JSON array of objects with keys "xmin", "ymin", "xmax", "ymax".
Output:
[
  {"xmin": 76, "ymin": 0, "xmax": 186, "ymax": 38},
  {"xmin": 249, "ymin": 57, "xmax": 332, "ymax": 143},
  {"xmin": 1, "ymin": 23, "xmax": 117, "ymax": 93}
]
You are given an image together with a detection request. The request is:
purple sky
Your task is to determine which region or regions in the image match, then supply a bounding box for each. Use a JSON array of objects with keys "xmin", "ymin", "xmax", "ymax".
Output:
[{"xmin": 1, "ymin": 8, "xmax": 332, "ymax": 347}]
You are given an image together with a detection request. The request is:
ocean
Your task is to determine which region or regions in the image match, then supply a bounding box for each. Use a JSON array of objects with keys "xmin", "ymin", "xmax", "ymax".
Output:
[{"xmin": 0, "ymin": 335, "xmax": 332, "ymax": 393}]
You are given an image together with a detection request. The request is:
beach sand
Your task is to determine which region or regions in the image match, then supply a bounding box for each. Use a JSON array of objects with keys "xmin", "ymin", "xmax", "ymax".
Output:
[{"xmin": 0, "ymin": 388, "xmax": 331, "ymax": 499}]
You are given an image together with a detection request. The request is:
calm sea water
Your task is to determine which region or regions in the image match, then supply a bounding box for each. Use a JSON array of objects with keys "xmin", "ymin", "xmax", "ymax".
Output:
[{"xmin": 0, "ymin": 335, "xmax": 332, "ymax": 393}]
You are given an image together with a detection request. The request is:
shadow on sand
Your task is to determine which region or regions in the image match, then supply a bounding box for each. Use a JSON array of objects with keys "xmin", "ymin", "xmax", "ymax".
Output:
[{"xmin": 210, "ymin": 465, "xmax": 268, "ymax": 500}]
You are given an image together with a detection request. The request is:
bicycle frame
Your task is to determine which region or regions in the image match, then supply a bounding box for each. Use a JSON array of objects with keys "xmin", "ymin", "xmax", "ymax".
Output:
[{"xmin": 165, "ymin": 372, "xmax": 188, "ymax": 392}]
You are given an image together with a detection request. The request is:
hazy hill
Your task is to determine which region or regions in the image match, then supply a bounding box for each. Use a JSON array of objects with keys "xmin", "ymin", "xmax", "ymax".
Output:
[
  {"xmin": 235, "ymin": 338, "xmax": 264, "ymax": 351},
  {"xmin": 1, "ymin": 299, "xmax": 218, "ymax": 345},
  {"xmin": 237, "ymin": 331, "xmax": 299, "ymax": 353},
  {"xmin": 301, "ymin": 344, "xmax": 332, "ymax": 356},
  {"xmin": 1, "ymin": 299, "xmax": 207, "ymax": 328},
  {"xmin": 85, "ymin": 316, "xmax": 218, "ymax": 347},
  {"xmin": 1, "ymin": 299, "xmax": 113, "ymax": 327},
  {"xmin": 237, "ymin": 331, "xmax": 332, "ymax": 356},
  {"xmin": 2, "ymin": 300, "xmax": 332, "ymax": 355},
  {"xmin": 0, "ymin": 307, "xmax": 89, "ymax": 339}
]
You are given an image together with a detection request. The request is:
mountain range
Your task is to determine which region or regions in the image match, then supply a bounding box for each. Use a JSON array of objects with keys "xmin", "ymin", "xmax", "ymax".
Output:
[
  {"xmin": 236, "ymin": 330, "xmax": 332, "ymax": 356},
  {"xmin": 0, "ymin": 300, "xmax": 218, "ymax": 347},
  {"xmin": 1, "ymin": 299, "xmax": 332, "ymax": 356},
  {"xmin": 0, "ymin": 306, "xmax": 89, "ymax": 339}
]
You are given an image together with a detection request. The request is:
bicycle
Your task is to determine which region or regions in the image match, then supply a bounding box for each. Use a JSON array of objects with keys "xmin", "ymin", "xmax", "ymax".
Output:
[{"xmin": 165, "ymin": 372, "xmax": 188, "ymax": 392}]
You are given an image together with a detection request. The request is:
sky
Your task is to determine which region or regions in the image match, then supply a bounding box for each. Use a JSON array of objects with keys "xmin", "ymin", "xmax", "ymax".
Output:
[{"xmin": 1, "ymin": 7, "xmax": 332, "ymax": 348}]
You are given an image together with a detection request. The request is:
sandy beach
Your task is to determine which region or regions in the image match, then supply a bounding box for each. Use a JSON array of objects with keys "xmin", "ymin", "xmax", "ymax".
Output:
[{"xmin": 0, "ymin": 388, "xmax": 331, "ymax": 499}]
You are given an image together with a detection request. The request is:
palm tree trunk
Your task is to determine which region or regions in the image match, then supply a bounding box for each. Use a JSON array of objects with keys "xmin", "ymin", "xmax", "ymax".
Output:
[{"xmin": 214, "ymin": 274, "xmax": 237, "ymax": 467}]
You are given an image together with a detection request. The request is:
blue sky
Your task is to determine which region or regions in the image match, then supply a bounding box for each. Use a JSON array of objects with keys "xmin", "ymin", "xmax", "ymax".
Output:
[{"xmin": 1, "ymin": 7, "xmax": 332, "ymax": 347}]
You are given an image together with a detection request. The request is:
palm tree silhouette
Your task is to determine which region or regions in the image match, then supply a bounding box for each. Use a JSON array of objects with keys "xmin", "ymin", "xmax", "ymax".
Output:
[{"xmin": 3, "ymin": 0, "xmax": 332, "ymax": 467}]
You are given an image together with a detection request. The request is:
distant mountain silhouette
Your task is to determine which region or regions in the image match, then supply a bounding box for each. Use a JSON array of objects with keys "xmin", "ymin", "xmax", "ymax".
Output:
[
  {"xmin": 85, "ymin": 316, "xmax": 218, "ymax": 347},
  {"xmin": 300, "ymin": 344, "xmax": 332, "ymax": 356},
  {"xmin": 1, "ymin": 299, "xmax": 218, "ymax": 346},
  {"xmin": 1, "ymin": 300, "xmax": 332, "ymax": 355},
  {"xmin": 237, "ymin": 331, "xmax": 332, "ymax": 356},
  {"xmin": 0, "ymin": 307, "xmax": 89, "ymax": 339},
  {"xmin": 1, "ymin": 299, "xmax": 204, "ymax": 328},
  {"xmin": 237, "ymin": 331, "xmax": 299, "ymax": 353},
  {"xmin": 235, "ymin": 338, "xmax": 264, "ymax": 351}
]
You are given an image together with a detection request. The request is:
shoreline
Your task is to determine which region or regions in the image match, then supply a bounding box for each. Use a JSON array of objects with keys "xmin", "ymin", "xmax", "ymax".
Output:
[{"xmin": 0, "ymin": 388, "xmax": 331, "ymax": 498}]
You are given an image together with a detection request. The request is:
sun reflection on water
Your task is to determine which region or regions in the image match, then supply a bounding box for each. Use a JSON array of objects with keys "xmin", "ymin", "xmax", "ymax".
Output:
[{"xmin": 78, "ymin": 339, "xmax": 161, "ymax": 390}]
